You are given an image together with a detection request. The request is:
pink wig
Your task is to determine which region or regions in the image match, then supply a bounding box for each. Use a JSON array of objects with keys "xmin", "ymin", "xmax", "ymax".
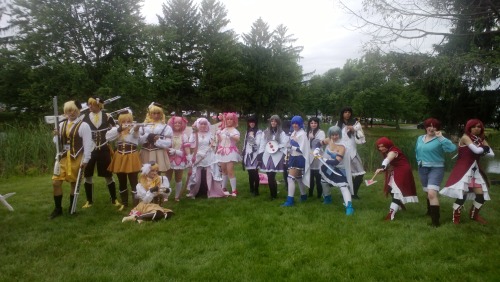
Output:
[{"xmin": 168, "ymin": 116, "xmax": 188, "ymax": 132}]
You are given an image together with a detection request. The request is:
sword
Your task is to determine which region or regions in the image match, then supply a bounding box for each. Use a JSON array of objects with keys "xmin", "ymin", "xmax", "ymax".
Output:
[
  {"xmin": 70, "ymin": 165, "xmax": 84, "ymax": 214},
  {"xmin": 315, "ymin": 155, "xmax": 342, "ymax": 176},
  {"xmin": 0, "ymin": 192, "xmax": 15, "ymax": 211}
]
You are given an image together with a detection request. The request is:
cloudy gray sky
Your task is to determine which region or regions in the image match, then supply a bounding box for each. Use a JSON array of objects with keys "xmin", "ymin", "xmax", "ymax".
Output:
[{"xmin": 142, "ymin": 0, "xmax": 369, "ymax": 75}]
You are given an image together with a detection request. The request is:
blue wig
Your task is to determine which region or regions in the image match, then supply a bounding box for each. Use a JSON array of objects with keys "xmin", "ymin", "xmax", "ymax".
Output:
[{"xmin": 290, "ymin": 115, "xmax": 304, "ymax": 131}]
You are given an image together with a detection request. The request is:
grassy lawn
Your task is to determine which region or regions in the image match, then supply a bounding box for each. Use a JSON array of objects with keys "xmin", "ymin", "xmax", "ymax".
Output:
[{"xmin": 1, "ymin": 125, "xmax": 500, "ymax": 281}]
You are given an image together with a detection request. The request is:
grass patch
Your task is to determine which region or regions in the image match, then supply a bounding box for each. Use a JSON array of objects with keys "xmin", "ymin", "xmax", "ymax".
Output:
[{"xmin": 1, "ymin": 171, "xmax": 500, "ymax": 281}]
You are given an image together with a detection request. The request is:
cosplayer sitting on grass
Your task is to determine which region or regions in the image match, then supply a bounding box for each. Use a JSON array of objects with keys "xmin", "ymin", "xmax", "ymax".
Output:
[{"xmin": 122, "ymin": 162, "xmax": 174, "ymax": 223}]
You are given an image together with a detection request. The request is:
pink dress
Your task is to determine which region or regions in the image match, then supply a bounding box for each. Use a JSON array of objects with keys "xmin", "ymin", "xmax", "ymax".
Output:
[
  {"xmin": 216, "ymin": 128, "xmax": 242, "ymax": 163},
  {"xmin": 169, "ymin": 133, "xmax": 190, "ymax": 170}
]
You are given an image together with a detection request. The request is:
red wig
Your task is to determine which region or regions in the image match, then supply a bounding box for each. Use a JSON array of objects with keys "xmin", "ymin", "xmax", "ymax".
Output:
[
  {"xmin": 423, "ymin": 118, "xmax": 441, "ymax": 130},
  {"xmin": 465, "ymin": 119, "xmax": 485, "ymax": 139},
  {"xmin": 376, "ymin": 137, "xmax": 394, "ymax": 149}
]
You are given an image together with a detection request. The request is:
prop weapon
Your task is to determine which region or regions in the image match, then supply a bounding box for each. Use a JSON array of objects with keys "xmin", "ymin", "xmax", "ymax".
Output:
[
  {"xmin": 314, "ymin": 155, "xmax": 342, "ymax": 176},
  {"xmin": 70, "ymin": 164, "xmax": 84, "ymax": 214},
  {"xmin": 365, "ymin": 170, "xmax": 381, "ymax": 186},
  {"xmin": 44, "ymin": 96, "xmax": 121, "ymax": 124},
  {"xmin": 53, "ymin": 96, "xmax": 61, "ymax": 176},
  {"xmin": 0, "ymin": 192, "xmax": 15, "ymax": 211}
]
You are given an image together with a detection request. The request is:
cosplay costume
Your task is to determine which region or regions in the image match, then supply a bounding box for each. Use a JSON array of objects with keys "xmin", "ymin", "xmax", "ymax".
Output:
[
  {"xmin": 106, "ymin": 124, "xmax": 142, "ymax": 209},
  {"xmin": 308, "ymin": 126, "xmax": 326, "ymax": 198},
  {"xmin": 216, "ymin": 127, "xmax": 242, "ymax": 163},
  {"xmin": 82, "ymin": 107, "xmax": 118, "ymax": 206},
  {"xmin": 376, "ymin": 137, "xmax": 418, "ymax": 221},
  {"xmin": 440, "ymin": 120, "xmax": 494, "ymax": 225},
  {"xmin": 122, "ymin": 165, "xmax": 173, "ymax": 223},
  {"xmin": 282, "ymin": 116, "xmax": 312, "ymax": 207},
  {"xmin": 258, "ymin": 116, "xmax": 289, "ymax": 199},
  {"xmin": 242, "ymin": 117, "xmax": 263, "ymax": 196},
  {"xmin": 139, "ymin": 123, "xmax": 173, "ymax": 172},
  {"xmin": 187, "ymin": 118, "xmax": 226, "ymax": 198}
]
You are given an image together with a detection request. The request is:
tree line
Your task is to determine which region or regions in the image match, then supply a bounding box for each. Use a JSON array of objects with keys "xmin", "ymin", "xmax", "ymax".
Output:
[{"xmin": 0, "ymin": 0, "xmax": 498, "ymax": 133}]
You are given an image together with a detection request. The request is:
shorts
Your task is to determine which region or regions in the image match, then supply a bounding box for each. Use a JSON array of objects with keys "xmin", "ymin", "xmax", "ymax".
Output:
[{"xmin": 418, "ymin": 166, "xmax": 444, "ymax": 192}]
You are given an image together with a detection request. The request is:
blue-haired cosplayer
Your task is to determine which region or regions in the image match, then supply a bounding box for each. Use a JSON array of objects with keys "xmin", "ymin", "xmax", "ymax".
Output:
[
  {"xmin": 313, "ymin": 126, "xmax": 354, "ymax": 215},
  {"xmin": 282, "ymin": 116, "xmax": 312, "ymax": 207}
]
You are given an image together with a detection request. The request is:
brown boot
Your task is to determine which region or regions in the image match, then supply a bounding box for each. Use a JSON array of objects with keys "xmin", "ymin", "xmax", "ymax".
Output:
[
  {"xmin": 453, "ymin": 205, "xmax": 462, "ymax": 224},
  {"xmin": 469, "ymin": 202, "xmax": 487, "ymax": 224}
]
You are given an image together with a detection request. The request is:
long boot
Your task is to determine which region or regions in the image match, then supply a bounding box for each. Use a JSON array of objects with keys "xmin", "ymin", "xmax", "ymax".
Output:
[
  {"xmin": 452, "ymin": 203, "xmax": 463, "ymax": 224},
  {"xmin": 281, "ymin": 196, "xmax": 295, "ymax": 207},
  {"xmin": 50, "ymin": 195, "xmax": 63, "ymax": 219},
  {"xmin": 119, "ymin": 189, "xmax": 128, "ymax": 211},
  {"xmin": 352, "ymin": 175, "xmax": 363, "ymax": 199},
  {"xmin": 107, "ymin": 182, "xmax": 120, "ymax": 206},
  {"xmin": 469, "ymin": 202, "xmax": 487, "ymax": 224},
  {"xmin": 83, "ymin": 183, "xmax": 93, "ymax": 208},
  {"xmin": 345, "ymin": 201, "xmax": 354, "ymax": 216},
  {"xmin": 323, "ymin": 195, "xmax": 332, "ymax": 205},
  {"xmin": 425, "ymin": 199, "xmax": 431, "ymax": 216},
  {"xmin": 429, "ymin": 205, "xmax": 440, "ymax": 227}
]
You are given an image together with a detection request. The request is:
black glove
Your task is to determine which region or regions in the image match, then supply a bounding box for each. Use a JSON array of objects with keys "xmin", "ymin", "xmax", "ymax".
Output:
[
  {"xmin": 163, "ymin": 187, "xmax": 171, "ymax": 194},
  {"xmin": 147, "ymin": 133, "xmax": 157, "ymax": 143},
  {"xmin": 117, "ymin": 125, "xmax": 123, "ymax": 133},
  {"xmin": 242, "ymin": 161, "xmax": 246, "ymax": 171},
  {"xmin": 381, "ymin": 165, "xmax": 387, "ymax": 170},
  {"xmin": 150, "ymin": 186, "xmax": 159, "ymax": 193},
  {"xmin": 481, "ymin": 145, "xmax": 490, "ymax": 154}
]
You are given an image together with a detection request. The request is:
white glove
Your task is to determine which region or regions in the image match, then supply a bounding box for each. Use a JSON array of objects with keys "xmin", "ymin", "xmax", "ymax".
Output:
[
  {"xmin": 313, "ymin": 148, "xmax": 322, "ymax": 157},
  {"xmin": 168, "ymin": 148, "xmax": 183, "ymax": 156}
]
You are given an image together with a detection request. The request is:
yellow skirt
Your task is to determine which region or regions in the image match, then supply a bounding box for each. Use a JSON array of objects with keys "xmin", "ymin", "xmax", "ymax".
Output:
[
  {"xmin": 52, "ymin": 154, "xmax": 83, "ymax": 182},
  {"xmin": 132, "ymin": 201, "xmax": 173, "ymax": 214},
  {"xmin": 108, "ymin": 151, "xmax": 142, "ymax": 173}
]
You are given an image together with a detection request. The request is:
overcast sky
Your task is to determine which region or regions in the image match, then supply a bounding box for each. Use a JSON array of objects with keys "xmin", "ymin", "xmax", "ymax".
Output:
[{"xmin": 142, "ymin": 0, "xmax": 368, "ymax": 75}]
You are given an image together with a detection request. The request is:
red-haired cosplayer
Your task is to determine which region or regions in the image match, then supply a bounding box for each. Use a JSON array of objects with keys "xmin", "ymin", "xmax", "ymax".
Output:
[
  {"xmin": 166, "ymin": 116, "xmax": 192, "ymax": 201},
  {"xmin": 440, "ymin": 119, "xmax": 495, "ymax": 224},
  {"xmin": 375, "ymin": 137, "xmax": 418, "ymax": 221},
  {"xmin": 215, "ymin": 112, "xmax": 242, "ymax": 196}
]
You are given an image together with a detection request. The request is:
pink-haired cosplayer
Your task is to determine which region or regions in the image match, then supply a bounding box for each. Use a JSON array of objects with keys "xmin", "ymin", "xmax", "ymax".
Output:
[
  {"xmin": 166, "ymin": 116, "xmax": 192, "ymax": 201},
  {"xmin": 216, "ymin": 112, "xmax": 242, "ymax": 196},
  {"xmin": 187, "ymin": 118, "xmax": 227, "ymax": 198}
]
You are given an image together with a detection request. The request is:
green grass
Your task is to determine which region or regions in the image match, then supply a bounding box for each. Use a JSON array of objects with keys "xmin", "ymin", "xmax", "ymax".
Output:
[{"xmin": 1, "ymin": 170, "xmax": 500, "ymax": 282}]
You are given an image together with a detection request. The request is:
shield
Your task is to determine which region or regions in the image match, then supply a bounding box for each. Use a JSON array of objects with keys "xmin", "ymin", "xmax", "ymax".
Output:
[{"xmin": 265, "ymin": 140, "xmax": 279, "ymax": 154}]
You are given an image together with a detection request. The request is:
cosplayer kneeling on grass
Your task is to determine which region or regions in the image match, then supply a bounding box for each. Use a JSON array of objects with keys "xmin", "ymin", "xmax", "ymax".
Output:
[
  {"xmin": 282, "ymin": 116, "xmax": 312, "ymax": 207},
  {"xmin": 415, "ymin": 118, "xmax": 456, "ymax": 227},
  {"xmin": 307, "ymin": 117, "xmax": 326, "ymax": 198},
  {"xmin": 50, "ymin": 100, "xmax": 93, "ymax": 219},
  {"xmin": 166, "ymin": 116, "xmax": 192, "ymax": 202},
  {"xmin": 82, "ymin": 96, "xmax": 119, "ymax": 209},
  {"xmin": 314, "ymin": 126, "xmax": 354, "ymax": 215},
  {"xmin": 440, "ymin": 119, "xmax": 495, "ymax": 225},
  {"xmin": 216, "ymin": 112, "xmax": 242, "ymax": 197},
  {"xmin": 375, "ymin": 137, "xmax": 418, "ymax": 221},
  {"xmin": 258, "ymin": 115, "xmax": 289, "ymax": 200},
  {"xmin": 242, "ymin": 115, "xmax": 263, "ymax": 196},
  {"xmin": 106, "ymin": 110, "xmax": 142, "ymax": 211},
  {"xmin": 122, "ymin": 162, "xmax": 174, "ymax": 223}
]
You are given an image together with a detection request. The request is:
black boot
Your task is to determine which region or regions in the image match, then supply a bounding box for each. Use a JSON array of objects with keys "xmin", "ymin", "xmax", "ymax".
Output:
[
  {"xmin": 429, "ymin": 205, "xmax": 440, "ymax": 227},
  {"xmin": 83, "ymin": 183, "xmax": 93, "ymax": 207},
  {"xmin": 352, "ymin": 175, "xmax": 363, "ymax": 199},
  {"xmin": 119, "ymin": 189, "xmax": 128, "ymax": 209},
  {"xmin": 50, "ymin": 195, "xmax": 63, "ymax": 219},
  {"xmin": 107, "ymin": 182, "xmax": 118, "ymax": 204},
  {"xmin": 248, "ymin": 170, "xmax": 255, "ymax": 195},
  {"xmin": 425, "ymin": 199, "xmax": 431, "ymax": 216}
]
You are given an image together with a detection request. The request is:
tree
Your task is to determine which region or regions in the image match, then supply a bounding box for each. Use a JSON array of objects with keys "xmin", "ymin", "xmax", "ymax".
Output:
[
  {"xmin": 158, "ymin": 0, "xmax": 201, "ymax": 113},
  {"xmin": 198, "ymin": 0, "xmax": 244, "ymax": 113}
]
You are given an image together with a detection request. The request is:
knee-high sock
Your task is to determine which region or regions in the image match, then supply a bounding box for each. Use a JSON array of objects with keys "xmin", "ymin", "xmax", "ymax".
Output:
[
  {"xmin": 175, "ymin": 181, "xmax": 182, "ymax": 199},
  {"xmin": 222, "ymin": 174, "xmax": 228, "ymax": 189},
  {"xmin": 321, "ymin": 182, "xmax": 331, "ymax": 197},
  {"xmin": 340, "ymin": 186, "xmax": 352, "ymax": 205},
  {"xmin": 298, "ymin": 180, "xmax": 307, "ymax": 196},
  {"xmin": 390, "ymin": 202, "xmax": 400, "ymax": 214},
  {"xmin": 287, "ymin": 177, "xmax": 296, "ymax": 197},
  {"xmin": 229, "ymin": 177, "xmax": 237, "ymax": 192}
]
